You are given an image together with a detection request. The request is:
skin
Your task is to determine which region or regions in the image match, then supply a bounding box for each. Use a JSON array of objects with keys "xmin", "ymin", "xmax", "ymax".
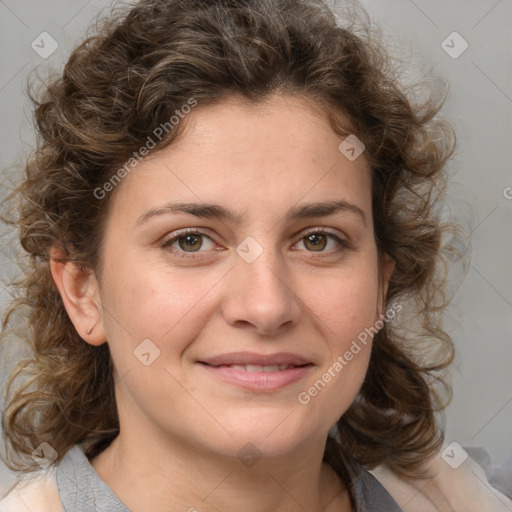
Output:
[{"xmin": 50, "ymin": 93, "xmax": 394, "ymax": 512}]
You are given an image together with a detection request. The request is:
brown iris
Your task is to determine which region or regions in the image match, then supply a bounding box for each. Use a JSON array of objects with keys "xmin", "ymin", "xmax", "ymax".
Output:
[
  {"xmin": 178, "ymin": 234, "xmax": 203, "ymax": 252},
  {"xmin": 303, "ymin": 233, "xmax": 327, "ymax": 251}
]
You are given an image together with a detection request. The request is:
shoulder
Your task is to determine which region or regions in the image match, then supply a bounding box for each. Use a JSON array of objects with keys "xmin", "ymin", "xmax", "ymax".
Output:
[
  {"xmin": 0, "ymin": 466, "xmax": 64, "ymax": 512},
  {"xmin": 369, "ymin": 445, "xmax": 512, "ymax": 512}
]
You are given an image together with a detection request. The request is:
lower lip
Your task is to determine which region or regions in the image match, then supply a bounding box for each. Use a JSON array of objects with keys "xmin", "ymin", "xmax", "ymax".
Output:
[{"xmin": 198, "ymin": 363, "xmax": 314, "ymax": 392}]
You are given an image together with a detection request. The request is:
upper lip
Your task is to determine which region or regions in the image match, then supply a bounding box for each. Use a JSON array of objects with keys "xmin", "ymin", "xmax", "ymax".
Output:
[{"xmin": 198, "ymin": 352, "xmax": 313, "ymax": 367}]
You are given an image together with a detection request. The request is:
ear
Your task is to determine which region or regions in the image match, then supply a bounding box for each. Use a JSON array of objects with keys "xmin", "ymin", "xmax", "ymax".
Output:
[
  {"xmin": 376, "ymin": 252, "xmax": 395, "ymax": 319},
  {"xmin": 49, "ymin": 245, "xmax": 106, "ymax": 346}
]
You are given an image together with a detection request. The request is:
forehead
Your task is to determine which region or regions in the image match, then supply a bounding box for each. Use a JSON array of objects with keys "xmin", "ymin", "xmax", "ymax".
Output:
[{"xmin": 107, "ymin": 93, "xmax": 372, "ymax": 224}]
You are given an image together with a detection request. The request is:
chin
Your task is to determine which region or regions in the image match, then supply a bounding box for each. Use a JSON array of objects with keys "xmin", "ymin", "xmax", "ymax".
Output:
[{"xmin": 194, "ymin": 408, "xmax": 323, "ymax": 461}]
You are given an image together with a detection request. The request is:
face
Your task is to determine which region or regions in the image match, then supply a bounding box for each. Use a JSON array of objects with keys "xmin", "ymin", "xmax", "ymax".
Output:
[{"xmin": 86, "ymin": 94, "xmax": 393, "ymax": 460}]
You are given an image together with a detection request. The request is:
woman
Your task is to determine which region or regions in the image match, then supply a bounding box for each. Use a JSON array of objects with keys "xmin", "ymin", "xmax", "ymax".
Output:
[{"xmin": 0, "ymin": 0, "xmax": 510, "ymax": 510}]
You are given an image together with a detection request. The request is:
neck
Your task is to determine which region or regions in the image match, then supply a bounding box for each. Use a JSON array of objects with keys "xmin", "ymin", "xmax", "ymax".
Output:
[{"xmin": 89, "ymin": 428, "xmax": 352, "ymax": 512}]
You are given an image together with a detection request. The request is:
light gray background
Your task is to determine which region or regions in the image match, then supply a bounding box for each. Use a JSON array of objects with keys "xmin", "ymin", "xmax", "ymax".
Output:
[{"xmin": 1, "ymin": 0, "xmax": 511, "ymax": 494}]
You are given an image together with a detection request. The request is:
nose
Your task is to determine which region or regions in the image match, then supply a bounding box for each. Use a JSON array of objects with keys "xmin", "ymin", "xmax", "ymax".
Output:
[{"xmin": 221, "ymin": 246, "xmax": 302, "ymax": 336}]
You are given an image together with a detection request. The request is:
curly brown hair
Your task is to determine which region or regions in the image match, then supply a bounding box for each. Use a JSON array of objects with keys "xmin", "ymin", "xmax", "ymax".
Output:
[{"xmin": 1, "ymin": 0, "xmax": 458, "ymax": 481}]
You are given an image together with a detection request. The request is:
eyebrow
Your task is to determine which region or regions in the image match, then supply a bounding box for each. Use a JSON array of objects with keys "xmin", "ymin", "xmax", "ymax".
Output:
[{"xmin": 136, "ymin": 199, "xmax": 367, "ymax": 227}]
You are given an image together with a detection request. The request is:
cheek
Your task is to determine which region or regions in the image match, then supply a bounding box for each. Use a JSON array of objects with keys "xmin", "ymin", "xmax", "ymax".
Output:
[
  {"xmin": 306, "ymin": 264, "xmax": 380, "ymax": 346},
  {"xmin": 295, "ymin": 264, "xmax": 380, "ymax": 421},
  {"xmin": 99, "ymin": 257, "xmax": 223, "ymax": 359}
]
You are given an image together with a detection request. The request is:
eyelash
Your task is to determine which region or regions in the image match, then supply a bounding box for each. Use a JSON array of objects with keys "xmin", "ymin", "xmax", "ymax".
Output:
[{"xmin": 159, "ymin": 227, "xmax": 350, "ymax": 260}]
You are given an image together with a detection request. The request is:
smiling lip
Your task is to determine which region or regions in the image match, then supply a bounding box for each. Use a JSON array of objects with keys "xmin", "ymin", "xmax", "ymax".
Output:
[{"xmin": 197, "ymin": 352, "xmax": 314, "ymax": 392}]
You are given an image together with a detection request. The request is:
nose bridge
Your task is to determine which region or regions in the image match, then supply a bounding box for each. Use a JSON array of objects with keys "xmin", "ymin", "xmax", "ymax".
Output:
[
  {"xmin": 246, "ymin": 246, "xmax": 285, "ymax": 294},
  {"xmin": 221, "ymin": 237, "xmax": 301, "ymax": 334}
]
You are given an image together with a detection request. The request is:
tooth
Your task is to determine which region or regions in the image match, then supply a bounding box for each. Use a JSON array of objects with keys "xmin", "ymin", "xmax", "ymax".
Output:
[
  {"xmin": 246, "ymin": 364, "xmax": 263, "ymax": 372},
  {"xmin": 278, "ymin": 364, "xmax": 289, "ymax": 371},
  {"xmin": 262, "ymin": 365, "xmax": 280, "ymax": 372},
  {"xmin": 230, "ymin": 365, "xmax": 246, "ymax": 371}
]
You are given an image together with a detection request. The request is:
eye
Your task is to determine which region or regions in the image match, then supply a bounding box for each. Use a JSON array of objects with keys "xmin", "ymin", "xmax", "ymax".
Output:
[
  {"xmin": 160, "ymin": 227, "xmax": 349, "ymax": 260},
  {"xmin": 160, "ymin": 229, "xmax": 217, "ymax": 258},
  {"xmin": 293, "ymin": 229, "xmax": 348, "ymax": 254}
]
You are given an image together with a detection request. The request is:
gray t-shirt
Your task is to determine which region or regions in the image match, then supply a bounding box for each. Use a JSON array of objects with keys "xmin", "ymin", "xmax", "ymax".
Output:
[{"xmin": 56, "ymin": 445, "xmax": 403, "ymax": 511}]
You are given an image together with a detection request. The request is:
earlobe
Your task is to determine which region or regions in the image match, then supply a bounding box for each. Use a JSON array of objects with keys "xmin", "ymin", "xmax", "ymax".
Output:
[{"xmin": 49, "ymin": 246, "xmax": 106, "ymax": 346}]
